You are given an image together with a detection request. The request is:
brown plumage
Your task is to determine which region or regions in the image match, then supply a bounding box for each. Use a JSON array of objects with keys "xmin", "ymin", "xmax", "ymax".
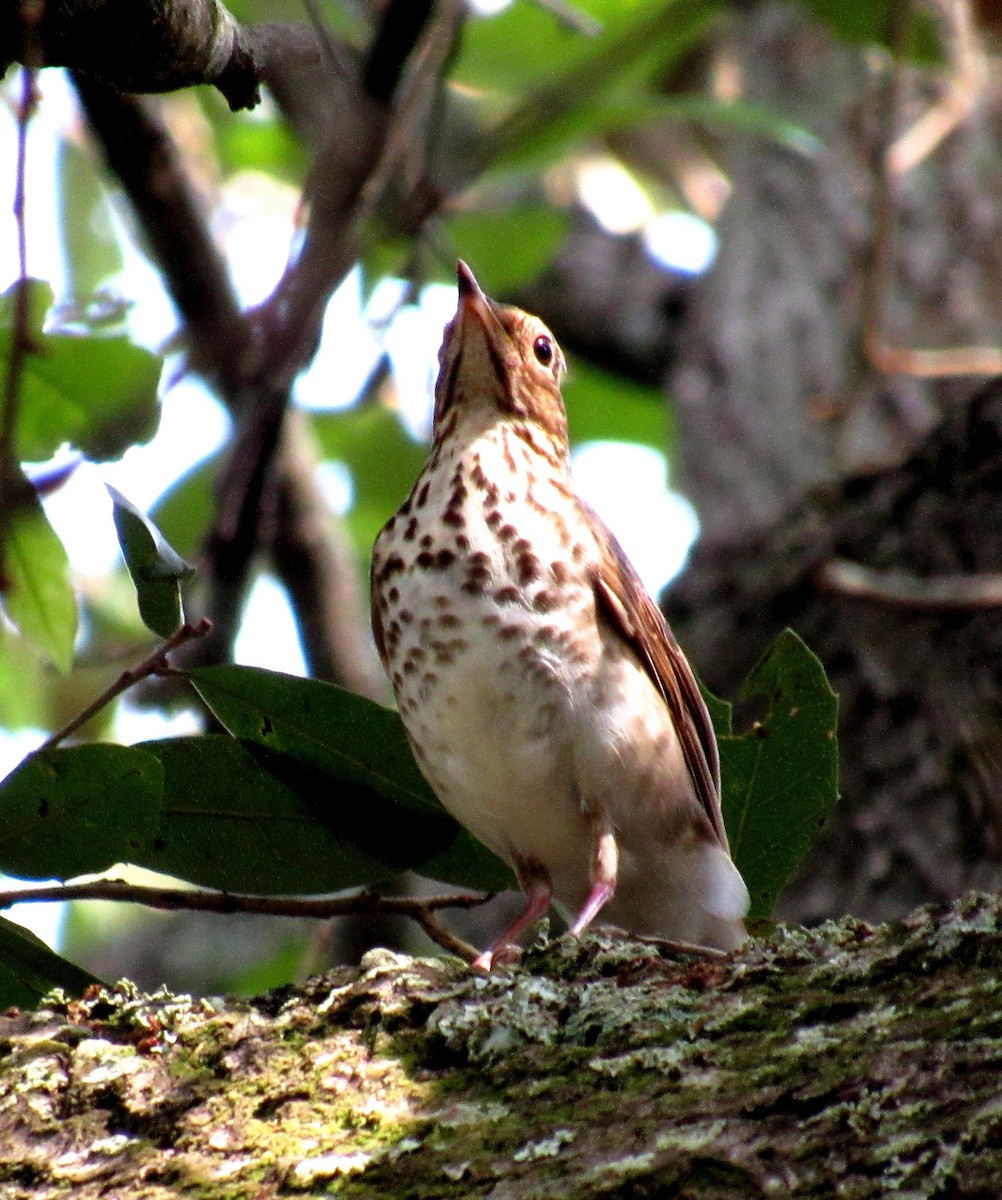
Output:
[{"xmin": 371, "ymin": 261, "xmax": 747, "ymax": 969}]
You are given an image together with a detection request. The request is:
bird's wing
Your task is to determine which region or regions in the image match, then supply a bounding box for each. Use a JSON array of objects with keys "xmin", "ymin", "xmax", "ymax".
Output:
[{"xmin": 589, "ymin": 513, "xmax": 727, "ymax": 849}]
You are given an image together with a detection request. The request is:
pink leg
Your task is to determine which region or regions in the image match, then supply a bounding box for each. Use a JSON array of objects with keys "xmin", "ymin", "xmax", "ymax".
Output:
[
  {"xmin": 569, "ymin": 821, "xmax": 618, "ymax": 937},
  {"xmin": 471, "ymin": 859, "xmax": 552, "ymax": 972}
]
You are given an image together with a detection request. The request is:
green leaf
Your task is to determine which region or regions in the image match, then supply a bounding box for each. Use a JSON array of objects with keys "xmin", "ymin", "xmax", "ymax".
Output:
[
  {"xmin": 57, "ymin": 139, "xmax": 124, "ymax": 300},
  {"xmin": 107, "ymin": 485, "xmax": 194, "ymax": 638},
  {"xmin": 0, "ymin": 626, "xmax": 46, "ymax": 728},
  {"xmin": 0, "ymin": 915, "xmax": 99, "ymax": 1008},
  {"xmin": 311, "ymin": 405, "xmax": 428, "ymax": 554},
  {"xmin": 0, "ymin": 281, "xmax": 162, "ymax": 463},
  {"xmin": 187, "ymin": 666, "xmax": 514, "ymax": 891},
  {"xmin": 2, "ymin": 476, "xmax": 77, "ymax": 672},
  {"xmin": 138, "ymin": 736, "xmax": 439, "ymax": 893},
  {"xmin": 563, "ymin": 359, "xmax": 669, "ymax": 454},
  {"xmin": 0, "ymin": 744, "xmax": 164, "ymax": 881},
  {"xmin": 719, "ymin": 629, "xmax": 839, "ymax": 920},
  {"xmin": 445, "ymin": 207, "xmax": 569, "ymax": 293},
  {"xmin": 583, "ymin": 95, "xmax": 824, "ymax": 158},
  {"xmin": 482, "ymin": 0, "xmax": 720, "ymax": 171}
]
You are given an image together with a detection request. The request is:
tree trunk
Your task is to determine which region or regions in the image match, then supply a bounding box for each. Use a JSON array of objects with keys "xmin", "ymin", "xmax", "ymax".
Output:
[
  {"xmin": 2, "ymin": 893, "xmax": 1000, "ymax": 1198},
  {"xmin": 664, "ymin": 3, "xmax": 1002, "ymax": 924}
]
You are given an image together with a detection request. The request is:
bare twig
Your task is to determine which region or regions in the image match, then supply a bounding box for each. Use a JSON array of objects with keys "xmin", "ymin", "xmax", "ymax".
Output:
[
  {"xmin": 0, "ymin": 879, "xmax": 489, "ymax": 960},
  {"xmin": 816, "ymin": 558, "xmax": 1002, "ymax": 612},
  {"xmin": 36, "ymin": 619, "xmax": 212, "ymax": 751}
]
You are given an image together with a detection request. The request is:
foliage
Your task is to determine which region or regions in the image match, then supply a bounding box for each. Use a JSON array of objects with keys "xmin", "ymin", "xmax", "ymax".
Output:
[{"xmin": 0, "ymin": 0, "xmax": 892, "ymax": 1003}]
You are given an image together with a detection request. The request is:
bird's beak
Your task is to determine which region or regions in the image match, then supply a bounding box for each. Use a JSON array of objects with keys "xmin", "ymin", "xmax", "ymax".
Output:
[{"xmin": 455, "ymin": 260, "xmax": 499, "ymax": 335}]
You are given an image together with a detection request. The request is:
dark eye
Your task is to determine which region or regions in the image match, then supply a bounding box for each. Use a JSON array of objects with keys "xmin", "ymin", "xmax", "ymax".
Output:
[{"xmin": 533, "ymin": 335, "xmax": 554, "ymax": 367}]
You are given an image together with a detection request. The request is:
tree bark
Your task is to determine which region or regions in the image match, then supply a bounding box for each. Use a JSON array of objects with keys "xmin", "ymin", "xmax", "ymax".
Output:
[
  {"xmin": 2, "ymin": 892, "xmax": 1000, "ymax": 1198},
  {"xmin": 662, "ymin": 3, "xmax": 1002, "ymax": 924}
]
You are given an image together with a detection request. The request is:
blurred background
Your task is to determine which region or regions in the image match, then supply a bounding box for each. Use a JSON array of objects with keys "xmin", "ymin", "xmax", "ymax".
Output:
[{"xmin": 4, "ymin": 0, "xmax": 1002, "ymax": 995}]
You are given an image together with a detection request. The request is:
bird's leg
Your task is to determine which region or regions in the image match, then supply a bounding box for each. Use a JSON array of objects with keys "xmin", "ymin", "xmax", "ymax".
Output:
[
  {"xmin": 471, "ymin": 856, "xmax": 553, "ymax": 972},
  {"xmin": 569, "ymin": 816, "xmax": 618, "ymax": 936}
]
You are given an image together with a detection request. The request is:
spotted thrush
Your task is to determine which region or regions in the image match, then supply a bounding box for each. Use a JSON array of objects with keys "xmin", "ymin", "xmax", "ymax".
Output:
[{"xmin": 371, "ymin": 262, "xmax": 748, "ymax": 969}]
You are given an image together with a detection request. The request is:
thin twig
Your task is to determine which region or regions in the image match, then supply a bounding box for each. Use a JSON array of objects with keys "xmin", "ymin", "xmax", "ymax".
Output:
[
  {"xmin": 0, "ymin": 880, "xmax": 491, "ymax": 960},
  {"xmin": 816, "ymin": 558, "xmax": 1002, "ymax": 612},
  {"xmin": 36, "ymin": 618, "xmax": 213, "ymax": 751}
]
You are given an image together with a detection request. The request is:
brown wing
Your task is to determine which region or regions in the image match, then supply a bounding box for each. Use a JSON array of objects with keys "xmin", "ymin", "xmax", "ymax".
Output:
[{"xmin": 589, "ymin": 512, "xmax": 727, "ymax": 849}]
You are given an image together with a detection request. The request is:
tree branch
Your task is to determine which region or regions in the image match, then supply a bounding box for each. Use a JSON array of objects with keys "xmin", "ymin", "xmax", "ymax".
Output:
[
  {"xmin": 0, "ymin": 880, "xmax": 487, "ymax": 960},
  {"xmin": 6, "ymin": 0, "xmax": 263, "ymax": 110}
]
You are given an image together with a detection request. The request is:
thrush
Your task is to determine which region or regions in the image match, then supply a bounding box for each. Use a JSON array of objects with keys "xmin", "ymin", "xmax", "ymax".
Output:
[{"xmin": 371, "ymin": 262, "xmax": 748, "ymax": 970}]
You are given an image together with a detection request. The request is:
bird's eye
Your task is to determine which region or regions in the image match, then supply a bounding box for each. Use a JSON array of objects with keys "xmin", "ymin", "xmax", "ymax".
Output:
[{"xmin": 533, "ymin": 335, "xmax": 554, "ymax": 367}]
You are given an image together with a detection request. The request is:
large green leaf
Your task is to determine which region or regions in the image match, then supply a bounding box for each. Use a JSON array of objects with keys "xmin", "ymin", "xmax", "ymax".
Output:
[
  {"xmin": 0, "ymin": 744, "xmax": 164, "ymax": 881},
  {"xmin": 0, "ymin": 915, "xmax": 99, "ymax": 1009},
  {"xmin": 2, "ymin": 476, "xmax": 77, "ymax": 672},
  {"xmin": 108, "ymin": 485, "xmax": 194, "ymax": 637},
  {"xmin": 137, "ymin": 736, "xmax": 426, "ymax": 893},
  {"xmin": 718, "ymin": 630, "xmax": 839, "ymax": 920},
  {"xmin": 0, "ymin": 280, "xmax": 161, "ymax": 463},
  {"xmin": 187, "ymin": 665, "xmax": 514, "ymax": 891},
  {"xmin": 311, "ymin": 405, "xmax": 428, "ymax": 554}
]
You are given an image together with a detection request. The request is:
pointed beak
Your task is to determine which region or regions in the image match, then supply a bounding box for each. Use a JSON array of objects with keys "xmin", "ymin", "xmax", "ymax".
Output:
[{"xmin": 455, "ymin": 260, "xmax": 496, "ymax": 330}]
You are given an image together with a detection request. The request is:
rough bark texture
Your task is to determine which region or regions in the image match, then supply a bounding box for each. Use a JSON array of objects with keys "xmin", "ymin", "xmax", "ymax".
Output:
[{"xmin": 2, "ymin": 892, "xmax": 1001, "ymax": 1198}]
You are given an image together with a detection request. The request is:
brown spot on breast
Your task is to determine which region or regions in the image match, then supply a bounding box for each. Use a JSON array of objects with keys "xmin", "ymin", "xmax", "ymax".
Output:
[
  {"xmin": 433, "ymin": 595, "xmax": 451, "ymax": 609},
  {"xmin": 416, "ymin": 551, "xmax": 435, "ymax": 568},
  {"xmin": 403, "ymin": 518, "xmax": 418, "ymax": 541},
  {"xmin": 497, "ymin": 624, "xmax": 521, "ymax": 641},
  {"xmin": 420, "ymin": 533, "xmax": 434, "ymax": 549},
  {"xmin": 517, "ymin": 554, "xmax": 542, "ymax": 586},
  {"xmin": 485, "ymin": 510, "xmax": 502, "ymax": 530},
  {"xmin": 482, "ymin": 613, "xmax": 500, "ymax": 627},
  {"xmin": 399, "ymin": 609, "xmax": 413, "ymax": 625},
  {"xmin": 437, "ymin": 613, "xmax": 461, "ymax": 628},
  {"xmin": 442, "ymin": 508, "xmax": 465, "ymax": 528},
  {"xmin": 513, "ymin": 538, "xmax": 531, "ymax": 555},
  {"xmin": 415, "ymin": 481, "xmax": 430, "ymax": 509},
  {"xmin": 532, "ymin": 588, "xmax": 558, "ymax": 612},
  {"xmin": 498, "ymin": 524, "xmax": 517, "ymax": 543},
  {"xmin": 471, "ymin": 551, "xmax": 491, "ymax": 568},
  {"xmin": 388, "ymin": 586, "xmax": 400, "ymax": 603},
  {"xmin": 377, "ymin": 554, "xmax": 405, "ymax": 583},
  {"xmin": 455, "ymin": 534, "xmax": 470, "ymax": 551},
  {"xmin": 494, "ymin": 585, "xmax": 519, "ymax": 604},
  {"xmin": 436, "ymin": 549, "xmax": 456, "ymax": 569},
  {"xmin": 551, "ymin": 560, "xmax": 569, "ymax": 585}
]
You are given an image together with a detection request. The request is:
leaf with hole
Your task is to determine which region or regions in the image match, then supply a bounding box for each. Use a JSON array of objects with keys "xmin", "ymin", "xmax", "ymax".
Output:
[{"xmin": 0, "ymin": 744, "xmax": 163, "ymax": 881}]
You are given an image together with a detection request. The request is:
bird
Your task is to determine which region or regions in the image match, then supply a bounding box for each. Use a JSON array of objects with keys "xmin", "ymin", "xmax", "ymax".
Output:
[{"xmin": 371, "ymin": 261, "xmax": 748, "ymax": 970}]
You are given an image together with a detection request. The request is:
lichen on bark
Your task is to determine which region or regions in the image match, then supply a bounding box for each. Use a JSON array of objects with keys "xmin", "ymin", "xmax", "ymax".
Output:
[{"xmin": 1, "ymin": 892, "xmax": 1001, "ymax": 1198}]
